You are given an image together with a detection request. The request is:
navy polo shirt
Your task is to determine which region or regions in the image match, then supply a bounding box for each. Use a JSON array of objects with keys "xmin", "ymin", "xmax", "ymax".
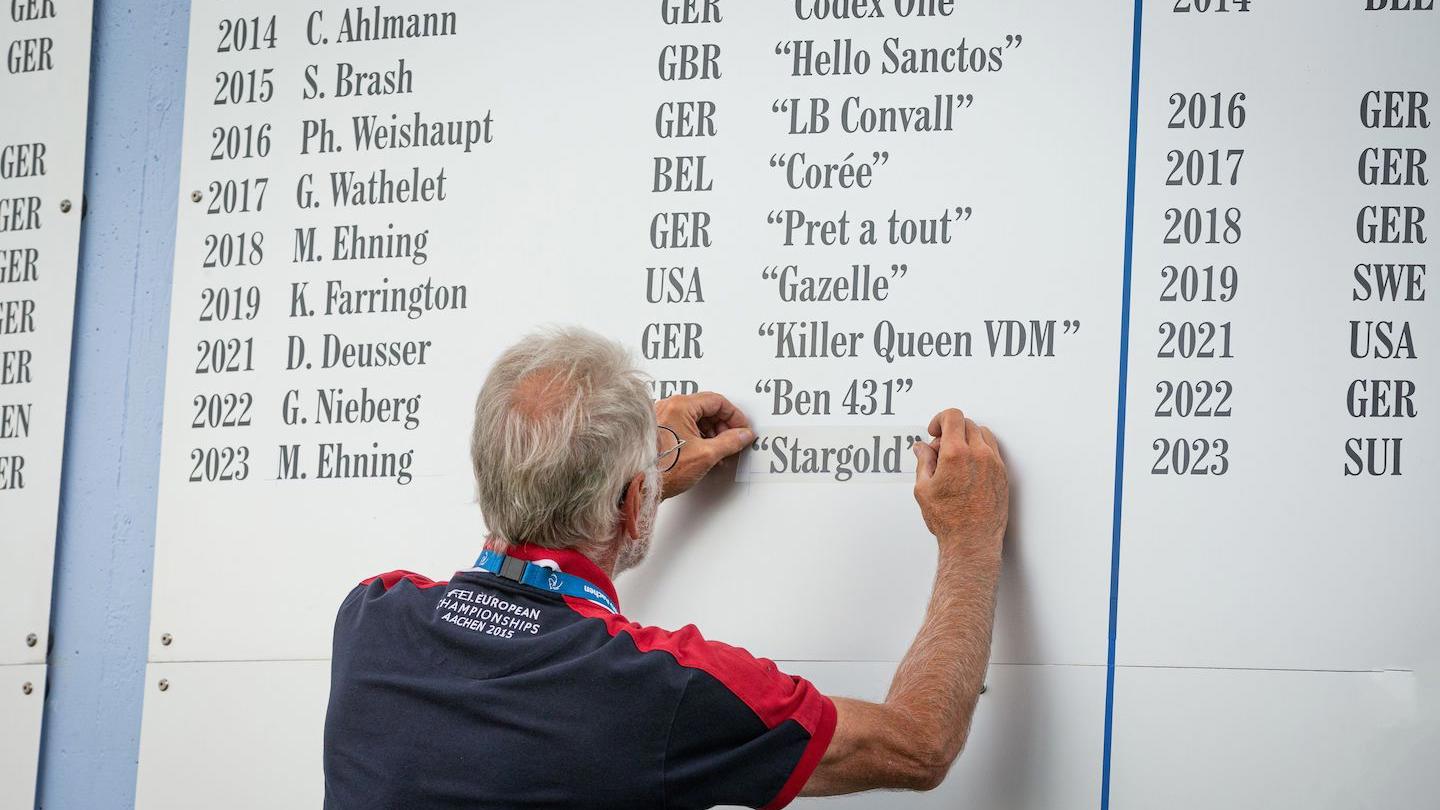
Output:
[{"xmin": 323, "ymin": 542, "xmax": 836, "ymax": 809}]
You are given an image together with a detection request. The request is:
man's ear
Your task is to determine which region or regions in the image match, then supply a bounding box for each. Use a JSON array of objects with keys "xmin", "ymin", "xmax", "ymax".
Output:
[{"xmin": 620, "ymin": 472, "xmax": 646, "ymax": 539}]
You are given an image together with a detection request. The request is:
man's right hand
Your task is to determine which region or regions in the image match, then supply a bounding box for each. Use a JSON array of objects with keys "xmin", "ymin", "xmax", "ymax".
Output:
[
  {"xmin": 912, "ymin": 408, "xmax": 1009, "ymax": 562},
  {"xmin": 800, "ymin": 408, "xmax": 1010, "ymax": 798}
]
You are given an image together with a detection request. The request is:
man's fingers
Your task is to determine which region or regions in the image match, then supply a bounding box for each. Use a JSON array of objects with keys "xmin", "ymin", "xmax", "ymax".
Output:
[
  {"xmin": 704, "ymin": 426, "xmax": 755, "ymax": 461},
  {"xmin": 927, "ymin": 410, "xmax": 945, "ymax": 438},
  {"xmin": 927, "ymin": 408, "xmax": 967, "ymax": 439},
  {"xmin": 687, "ymin": 391, "xmax": 750, "ymax": 431},
  {"xmin": 938, "ymin": 410, "xmax": 970, "ymax": 456},
  {"xmin": 913, "ymin": 440, "xmax": 938, "ymax": 486},
  {"xmin": 687, "ymin": 391, "xmax": 733, "ymax": 420},
  {"xmin": 979, "ymin": 426, "xmax": 1002, "ymax": 461}
]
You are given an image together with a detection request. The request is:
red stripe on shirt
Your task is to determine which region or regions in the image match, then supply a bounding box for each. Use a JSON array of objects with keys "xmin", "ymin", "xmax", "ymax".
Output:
[
  {"xmin": 361, "ymin": 570, "xmax": 448, "ymax": 590},
  {"xmin": 562, "ymin": 597, "xmax": 838, "ymax": 807},
  {"xmin": 562, "ymin": 596, "xmax": 834, "ymax": 737},
  {"xmin": 762, "ymin": 694, "xmax": 836, "ymax": 809}
]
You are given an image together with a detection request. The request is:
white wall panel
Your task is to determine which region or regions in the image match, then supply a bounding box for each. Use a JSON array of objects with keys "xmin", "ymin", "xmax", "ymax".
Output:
[
  {"xmin": 1111, "ymin": 666, "xmax": 1436, "ymax": 810},
  {"xmin": 147, "ymin": 0, "xmax": 1131, "ymax": 666},
  {"xmin": 0, "ymin": 1, "xmax": 95, "ymax": 801},
  {"xmin": 137, "ymin": 660, "xmax": 329, "ymax": 808},
  {"xmin": 0, "ymin": 665, "xmax": 46, "ymax": 810}
]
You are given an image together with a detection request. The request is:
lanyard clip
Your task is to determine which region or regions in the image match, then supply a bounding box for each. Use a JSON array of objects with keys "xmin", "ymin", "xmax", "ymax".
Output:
[{"xmin": 498, "ymin": 554, "xmax": 529, "ymax": 582}]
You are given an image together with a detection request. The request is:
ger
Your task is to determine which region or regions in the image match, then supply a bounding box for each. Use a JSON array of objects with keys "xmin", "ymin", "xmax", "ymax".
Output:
[{"xmin": 659, "ymin": 0, "xmax": 721, "ymax": 24}]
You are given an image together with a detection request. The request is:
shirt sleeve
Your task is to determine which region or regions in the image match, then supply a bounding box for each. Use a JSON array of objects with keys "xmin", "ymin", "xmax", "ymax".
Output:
[{"xmin": 661, "ymin": 649, "xmax": 836, "ymax": 810}]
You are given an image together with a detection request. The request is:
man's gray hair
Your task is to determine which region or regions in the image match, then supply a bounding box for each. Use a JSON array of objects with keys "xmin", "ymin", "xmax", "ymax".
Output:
[{"xmin": 471, "ymin": 327, "xmax": 656, "ymax": 551}]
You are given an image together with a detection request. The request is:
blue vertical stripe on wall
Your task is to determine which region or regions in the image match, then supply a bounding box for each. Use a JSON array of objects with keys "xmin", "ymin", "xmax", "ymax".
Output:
[{"xmin": 36, "ymin": 0, "xmax": 190, "ymax": 806}]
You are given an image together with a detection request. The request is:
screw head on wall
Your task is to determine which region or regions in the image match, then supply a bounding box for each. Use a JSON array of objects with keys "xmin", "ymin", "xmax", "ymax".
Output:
[
  {"xmin": 25, "ymin": 633, "xmax": 37, "ymax": 647},
  {"xmin": 158, "ymin": 679, "xmax": 169, "ymax": 692},
  {"xmin": 190, "ymin": 190, "xmax": 202, "ymax": 203},
  {"xmin": 22, "ymin": 682, "xmax": 33, "ymax": 695},
  {"xmin": 59, "ymin": 199, "xmax": 72, "ymax": 213},
  {"xmin": 161, "ymin": 633, "xmax": 173, "ymax": 646}
]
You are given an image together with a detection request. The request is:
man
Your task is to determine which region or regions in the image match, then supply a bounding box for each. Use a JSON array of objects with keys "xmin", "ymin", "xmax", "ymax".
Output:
[{"xmin": 323, "ymin": 328, "xmax": 1009, "ymax": 808}]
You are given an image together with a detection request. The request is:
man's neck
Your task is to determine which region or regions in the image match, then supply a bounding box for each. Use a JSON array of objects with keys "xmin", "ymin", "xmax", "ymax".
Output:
[
  {"xmin": 589, "ymin": 546, "xmax": 619, "ymax": 580},
  {"xmin": 487, "ymin": 536, "xmax": 619, "ymax": 580}
]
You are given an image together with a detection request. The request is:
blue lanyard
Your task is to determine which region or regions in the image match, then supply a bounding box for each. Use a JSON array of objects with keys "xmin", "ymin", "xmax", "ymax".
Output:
[{"xmin": 473, "ymin": 550, "xmax": 618, "ymax": 614}]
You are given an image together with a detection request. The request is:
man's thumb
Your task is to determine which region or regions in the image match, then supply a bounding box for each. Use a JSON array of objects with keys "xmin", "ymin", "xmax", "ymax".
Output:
[
  {"xmin": 708, "ymin": 427, "xmax": 755, "ymax": 460},
  {"xmin": 913, "ymin": 440, "xmax": 937, "ymax": 486}
]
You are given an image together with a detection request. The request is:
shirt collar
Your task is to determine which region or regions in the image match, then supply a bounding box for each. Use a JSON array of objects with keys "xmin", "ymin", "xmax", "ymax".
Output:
[{"xmin": 487, "ymin": 541, "xmax": 620, "ymax": 612}]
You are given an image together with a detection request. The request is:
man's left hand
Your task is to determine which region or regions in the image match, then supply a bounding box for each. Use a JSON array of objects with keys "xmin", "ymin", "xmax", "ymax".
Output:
[{"xmin": 655, "ymin": 392, "xmax": 754, "ymax": 499}]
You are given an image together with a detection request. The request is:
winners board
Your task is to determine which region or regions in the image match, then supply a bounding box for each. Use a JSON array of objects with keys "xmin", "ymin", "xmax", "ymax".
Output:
[{"xmin": 139, "ymin": 2, "xmax": 1438, "ymax": 807}]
